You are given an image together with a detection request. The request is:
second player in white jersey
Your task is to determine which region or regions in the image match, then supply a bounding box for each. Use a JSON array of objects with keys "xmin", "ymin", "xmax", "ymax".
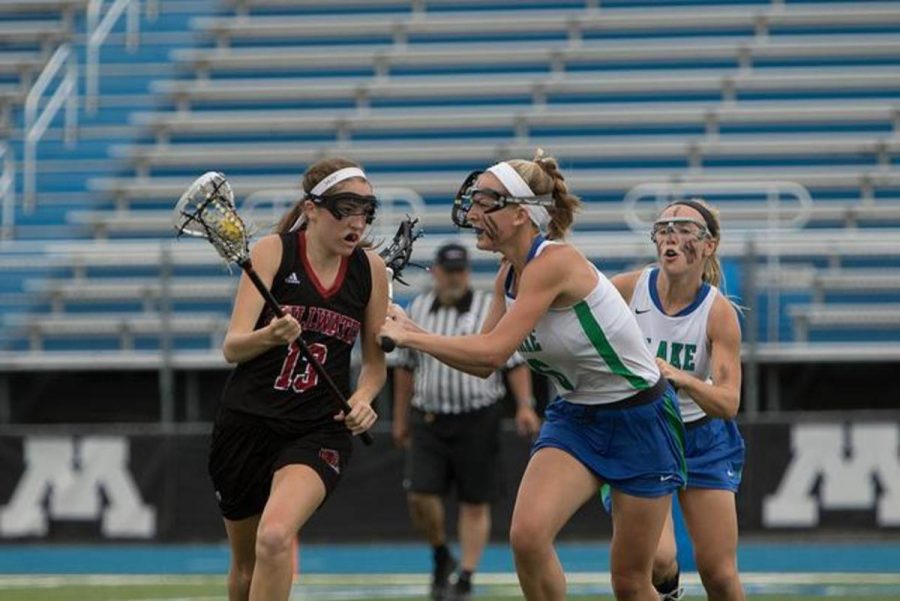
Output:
[
  {"xmin": 628, "ymin": 266, "xmax": 718, "ymax": 423},
  {"xmin": 611, "ymin": 198, "xmax": 746, "ymax": 601}
]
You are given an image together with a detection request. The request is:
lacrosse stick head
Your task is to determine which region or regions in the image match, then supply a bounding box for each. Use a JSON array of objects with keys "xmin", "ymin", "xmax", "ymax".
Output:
[
  {"xmin": 378, "ymin": 216, "xmax": 423, "ymax": 286},
  {"xmin": 173, "ymin": 171, "xmax": 250, "ymax": 264}
]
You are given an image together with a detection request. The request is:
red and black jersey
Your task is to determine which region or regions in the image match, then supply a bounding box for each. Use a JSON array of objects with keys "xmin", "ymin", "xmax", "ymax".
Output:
[{"xmin": 220, "ymin": 231, "xmax": 372, "ymax": 434}]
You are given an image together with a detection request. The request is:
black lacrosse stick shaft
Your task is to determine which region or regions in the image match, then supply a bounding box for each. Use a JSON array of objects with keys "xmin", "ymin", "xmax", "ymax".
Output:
[
  {"xmin": 380, "ymin": 267, "xmax": 397, "ymax": 353},
  {"xmin": 378, "ymin": 217, "xmax": 422, "ymax": 353},
  {"xmin": 240, "ymin": 259, "xmax": 374, "ymax": 446}
]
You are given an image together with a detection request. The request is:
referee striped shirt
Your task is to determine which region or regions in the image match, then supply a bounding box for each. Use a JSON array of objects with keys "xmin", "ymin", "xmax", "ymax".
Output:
[{"xmin": 395, "ymin": 288, "xmax": 524, "ymax": 414}]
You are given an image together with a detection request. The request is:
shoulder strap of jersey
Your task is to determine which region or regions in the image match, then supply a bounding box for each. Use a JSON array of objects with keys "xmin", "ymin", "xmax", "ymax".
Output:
[{"xmin": 278, "ymin": 231, "xmax": 298, "ymax": 277}]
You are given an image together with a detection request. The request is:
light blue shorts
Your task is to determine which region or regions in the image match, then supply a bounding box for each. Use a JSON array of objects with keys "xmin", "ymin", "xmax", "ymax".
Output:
[{"xmin": 533, "ymin": 380, "xmax": 686, "ymax": 499}]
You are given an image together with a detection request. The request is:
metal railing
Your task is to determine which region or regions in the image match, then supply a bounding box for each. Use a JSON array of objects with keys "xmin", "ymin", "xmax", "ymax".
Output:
[
  {"xmin": 23, "ymin": 44, "xmax": 78, "ymax": 211},
  {"xmin": 0, "ymin": 143, "xmax": 13, "ymax": 240},
  {"xmin": 20, "ymin": 1, "xmax": 151, "ymax": 215},
  {"xmin": 86, "ymin": 0, "xmax": 143, "ymax": 114}
]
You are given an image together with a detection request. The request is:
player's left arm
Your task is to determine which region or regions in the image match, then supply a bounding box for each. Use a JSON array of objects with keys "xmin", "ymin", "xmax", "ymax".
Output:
[
  {"xmin": 338, "ymin": 251, "xmax": 389, "ymax": 433},
  {"xmin": 383, "ymin": 275, "xmax": 511, "ymax": 378},
  {"xmin": 657, "ymin": 294, "xmax": 742, "ymax": 419}
]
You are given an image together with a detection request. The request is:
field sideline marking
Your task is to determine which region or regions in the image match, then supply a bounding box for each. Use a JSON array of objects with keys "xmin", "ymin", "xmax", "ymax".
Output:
[{"xmin": 1, "ymin": 572, "xmax": 899, "ymax": 587}]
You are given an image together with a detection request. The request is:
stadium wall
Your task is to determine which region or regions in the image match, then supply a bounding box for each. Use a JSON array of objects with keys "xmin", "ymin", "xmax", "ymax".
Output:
[{"xmin": 0, "ymin": 416, "xmax": 897, "ymax": 543}]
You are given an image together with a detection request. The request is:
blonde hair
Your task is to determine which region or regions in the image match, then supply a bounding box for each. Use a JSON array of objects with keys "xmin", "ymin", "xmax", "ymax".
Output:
[
  {"xmin": 506, "ymin": 149, "xmax": 581, "ymax": 240},
  {"xmin": 275, "ymin": 157, "xmax": 365, "ymax": 234},
  {"xmin": 666, "ymin": 197, "xmax": 723, "ymax": 288}
]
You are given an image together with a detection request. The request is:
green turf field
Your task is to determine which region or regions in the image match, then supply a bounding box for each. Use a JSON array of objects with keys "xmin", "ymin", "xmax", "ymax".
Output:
[
  {"xmin": 0, "ymin": 589, "xmax": 898, "ymax": 601},
  {"xmin": 1, "ymin": 574, "xmax": 900, "ymax": 601}
]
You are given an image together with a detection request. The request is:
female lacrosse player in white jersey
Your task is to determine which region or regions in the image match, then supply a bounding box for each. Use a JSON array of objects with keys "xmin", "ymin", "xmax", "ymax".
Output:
[
  {"xmin": 380, "ymin": 151, "xmax": 686, "ymax": 601},
  {"xmin": 610, "ymin": 199, "xmax": 745, "ymax": 601}
]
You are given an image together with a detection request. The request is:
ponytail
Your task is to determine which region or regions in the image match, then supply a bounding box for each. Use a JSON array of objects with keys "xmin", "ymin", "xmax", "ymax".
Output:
[{"xmin": 507, "ymin": 148, "xmax": 581, "ymax": 240}]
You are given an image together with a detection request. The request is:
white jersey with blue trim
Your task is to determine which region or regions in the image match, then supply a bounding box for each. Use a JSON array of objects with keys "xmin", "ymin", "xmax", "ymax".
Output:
[
  {"xmin": 629, "ymin": 266, "xmax": 717, "ymax": 423},
  {"xmin": 505, "ymin": 237, "xmax": 660, "ymax": 405}
]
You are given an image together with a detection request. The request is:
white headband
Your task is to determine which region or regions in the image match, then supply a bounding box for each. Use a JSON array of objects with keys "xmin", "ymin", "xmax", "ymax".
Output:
[
  {"xmin": 310, "ymin": 166, "xmax": 367, "ymax": 196},
  {"xmin": 486, "ymin": 161, "xmax": 551, "ymax": 233},
  {"xmin": 290, "ymin": 166, "xmax": 368, "ymax": 232}
]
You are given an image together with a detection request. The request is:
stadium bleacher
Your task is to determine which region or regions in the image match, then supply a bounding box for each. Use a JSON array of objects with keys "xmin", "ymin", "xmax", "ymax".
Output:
[{"xmin": 2, "ymin": 0, "xmax": 900, "ymax": 372}]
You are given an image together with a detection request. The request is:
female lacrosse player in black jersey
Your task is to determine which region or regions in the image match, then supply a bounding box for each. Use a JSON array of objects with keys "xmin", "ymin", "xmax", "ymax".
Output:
[{"xmin": 209, "ymin": 157, "xmax": 388, "ymax": 601}]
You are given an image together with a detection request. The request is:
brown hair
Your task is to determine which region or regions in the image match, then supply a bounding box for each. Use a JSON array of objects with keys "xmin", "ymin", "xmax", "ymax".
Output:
[
  {"xmin": 275, "ymin": 157, "xmax": 366, "ymax": 234},
  {"xmin": 666, "ymin": 197, "xmax": 723, "ymax": 288},
  {"xmin": 506, "ymin": 149, "xmax": 581, "ymax": 240}
]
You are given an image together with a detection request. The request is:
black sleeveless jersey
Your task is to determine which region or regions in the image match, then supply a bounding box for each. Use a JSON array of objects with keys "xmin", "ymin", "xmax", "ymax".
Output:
[{"xmin": 220, "ymin": 231, "xmax": 372, "ymax": 434}]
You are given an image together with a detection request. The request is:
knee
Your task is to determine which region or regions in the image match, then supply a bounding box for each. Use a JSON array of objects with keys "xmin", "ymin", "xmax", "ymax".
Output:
[
  {"xmin": 254, "ymin": 521, "xmax": 295, "ymax": 564},
  {"xmin": 652, "ymin": 550, "xmax": 678, "ymax": 583},
  {"xmin": 459, "ymin": 502, "xmax": 489, "ymax": 521},
  {"xmin": 509, "ymin": 515, "xmax": 549, "ymax": 560},
  {"xmin": 698, "ymin": 561, "xmax": 739, "ymax": 596},
  {"xmin": 610, "ymin": 569, "xmax": 646, "ymax": 600},
  {"xmin": 407, "ymin": 493, "xmax": 435, "ymax": 515}
]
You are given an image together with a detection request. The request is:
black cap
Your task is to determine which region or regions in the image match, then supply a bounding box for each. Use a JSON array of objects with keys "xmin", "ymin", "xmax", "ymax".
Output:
[{"xmin": 434, "ymin": 242, "xmax": 469, "ymax": 271}]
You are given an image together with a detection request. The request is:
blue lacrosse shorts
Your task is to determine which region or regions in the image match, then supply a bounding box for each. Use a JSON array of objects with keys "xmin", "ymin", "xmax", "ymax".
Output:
[
  {"xmin": 680, "ymin": 416, "xmax": 744, "ymax": 491},
  {"xmin": 600, "ymin": 414, "xmax": 744, "ymax": 512},
  {"xmin": 533, "ymin": 386, "xmax": 686, "ymax": 499}
]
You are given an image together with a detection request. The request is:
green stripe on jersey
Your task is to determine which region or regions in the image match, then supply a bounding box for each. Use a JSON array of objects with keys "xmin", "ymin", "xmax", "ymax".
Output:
[{"xmin": 573, "ymin": 300, "xmax": 650, "ymax": 391}]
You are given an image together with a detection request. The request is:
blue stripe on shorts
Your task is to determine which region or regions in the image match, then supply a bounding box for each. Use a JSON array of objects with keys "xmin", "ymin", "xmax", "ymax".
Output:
[{"xmin": 533, "ymin": 388, "xmax": 686, "ymax": 499}]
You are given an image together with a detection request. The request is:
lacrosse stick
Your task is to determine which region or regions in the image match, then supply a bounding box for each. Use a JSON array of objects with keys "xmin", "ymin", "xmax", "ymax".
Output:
[
  {"xmin": 377, "ymin": 217, "xmax": 423, "ymax": 352},
  {"xmin": 173, "ymin": 171, "xmax": 376, "ymax": 445}
]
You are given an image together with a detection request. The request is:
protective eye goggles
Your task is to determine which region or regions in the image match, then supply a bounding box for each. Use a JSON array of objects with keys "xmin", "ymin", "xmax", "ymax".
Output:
[
  {"xmin": 309, "ymin": 192, "xmax": 379, "ymax": 224},
  {"xmin": 451, "ymin": 170, "xmax": 554, "ymax": 229},
  {"xmin": 650, "ymin": 217, "xmax": 711, "ymax": 243}
]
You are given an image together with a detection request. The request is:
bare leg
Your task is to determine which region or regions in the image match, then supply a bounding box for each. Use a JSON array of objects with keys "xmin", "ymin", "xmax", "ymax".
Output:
[
  {"xmin": 680, "ymin": 488, "xmax": 745, "ymax": 601},
  {"xmin": 249, "ymin": 464, "xmax": 326, "ymax": 601},
  {"xmin": 509, "ymin": 448, "xmax": 599, "ymax": 601},
  {"xmin": 653, "ymin": 511, "xmax": 679, "ymax": 587},
  {"xmin": 609, "ymin": 489, "xmax": 672, "ymax": 601},
  {"xmin": 224, "ymin": 514, "xmax": 260, "ymax": 601},
  {"xmin": 407, "ymin": 492, "xmax": 447, "ymax": 546},
  {"xmin": 409, "ymin": 492, "xmax": 456, "ymax": 599},
  {"xmin": 458, "ymin": 502, "xmax": 490, "ymax": 572}
]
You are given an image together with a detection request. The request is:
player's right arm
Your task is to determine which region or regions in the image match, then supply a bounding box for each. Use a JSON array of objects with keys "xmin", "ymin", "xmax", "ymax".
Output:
[{"xmin": 222, "ymin": 235, "xmax": 301, "ymax": 364}]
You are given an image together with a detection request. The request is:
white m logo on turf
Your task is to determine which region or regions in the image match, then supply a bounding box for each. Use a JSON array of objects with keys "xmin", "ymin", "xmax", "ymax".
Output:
[
  {"xmin": 0, "ymin": 436, "xmax": 156, "ymax": 538},
  {"xmin": 763, "ymin": 423, "xmax": 900, "ymax": 527}
]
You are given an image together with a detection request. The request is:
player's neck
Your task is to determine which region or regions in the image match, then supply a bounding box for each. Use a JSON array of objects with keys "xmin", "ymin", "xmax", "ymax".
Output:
[
  {"xmin": 504, "ymin": 229, "xmax": 540, "ymax": 276},
  {"xmin": 303, "ymin": 229, "xmax": 343, "ymax": 272},
  {"xmin": 656, "ymin": 270, "xmax": 702, "ymax": 311}
]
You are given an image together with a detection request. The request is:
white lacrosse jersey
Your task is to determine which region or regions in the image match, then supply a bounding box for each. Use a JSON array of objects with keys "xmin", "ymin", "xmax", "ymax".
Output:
[
  {"xmin": 505, "ymin": 238, "xmax": 660, "ymax": 405},
  {"xmin": 629, "ymin": 267, "xmax": 717, "ymax": 423}
]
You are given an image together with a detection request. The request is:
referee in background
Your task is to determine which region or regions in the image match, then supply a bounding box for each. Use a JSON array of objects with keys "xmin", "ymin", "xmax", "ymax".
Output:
[{"xmin": 392, "ymin": 242, "xmax": 540, "ymax": 601}]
